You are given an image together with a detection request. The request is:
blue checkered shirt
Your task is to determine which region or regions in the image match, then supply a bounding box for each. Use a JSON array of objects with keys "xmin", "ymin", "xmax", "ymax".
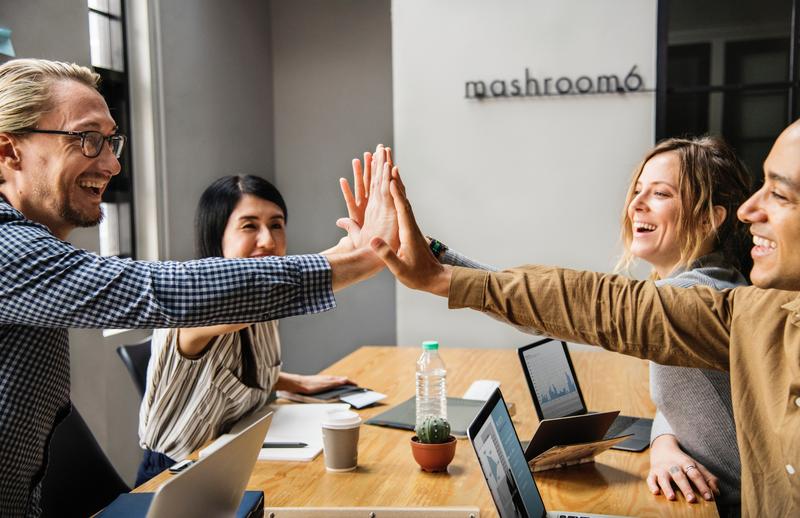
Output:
[{"xmin": 0, "ymin": 199, "xmax": 335, "ymax": 517}]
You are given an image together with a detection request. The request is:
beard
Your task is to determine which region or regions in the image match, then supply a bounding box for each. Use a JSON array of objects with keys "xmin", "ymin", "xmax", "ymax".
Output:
[{"xmin": 60, "ymin": 199, "xmax": 104, "ymax": 228}]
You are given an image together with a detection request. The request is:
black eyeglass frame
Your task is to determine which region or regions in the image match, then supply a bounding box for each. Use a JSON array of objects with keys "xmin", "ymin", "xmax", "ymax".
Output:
[{"xmin": 23, "ymin": 129, "xmax": 126, "ymax": 159}]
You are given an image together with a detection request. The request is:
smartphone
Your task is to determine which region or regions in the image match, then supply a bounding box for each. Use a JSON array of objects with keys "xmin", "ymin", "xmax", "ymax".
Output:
[{"xmin": 168, "ymin": 459, "xmax": 194, "ymax": 474}]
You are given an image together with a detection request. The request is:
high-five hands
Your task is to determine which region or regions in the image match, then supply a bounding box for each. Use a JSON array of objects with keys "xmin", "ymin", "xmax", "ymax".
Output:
[{"xmin": 368, "ymin": 168, "xmax": 452, "ymax": 297}]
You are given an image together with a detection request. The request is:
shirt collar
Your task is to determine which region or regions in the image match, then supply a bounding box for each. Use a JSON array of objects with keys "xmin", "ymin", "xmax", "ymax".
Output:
[{"xmin": 782, "ymin": 295, "xmax": 800, "ymax": 326}]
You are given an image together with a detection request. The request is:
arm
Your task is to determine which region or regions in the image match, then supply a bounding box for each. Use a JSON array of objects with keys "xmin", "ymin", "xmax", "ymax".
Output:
[
  {"xmin": 274, "ymin": 372, "xmax": 353, "ymax": 394},
  {"xmin": 370, "ymin": 169, "xmax": 733, "ymax": 370}
]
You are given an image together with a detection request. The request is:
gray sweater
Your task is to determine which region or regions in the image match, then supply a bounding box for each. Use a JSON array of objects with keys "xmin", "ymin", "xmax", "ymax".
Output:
[{"xmin": 440, "ymin": 248, "xmax": 742, "ymax": 504}]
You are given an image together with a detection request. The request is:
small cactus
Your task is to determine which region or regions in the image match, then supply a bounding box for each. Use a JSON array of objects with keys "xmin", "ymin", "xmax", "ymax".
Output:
[{"xmin": 415, "ymin": 416, "xmax": 451, "ymax": 444}]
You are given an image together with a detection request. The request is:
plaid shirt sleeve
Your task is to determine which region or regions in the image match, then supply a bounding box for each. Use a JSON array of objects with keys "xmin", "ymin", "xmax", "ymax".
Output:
[{"xmin": 0, "ymin": 205, "xmax": 335, "ymax": 329}]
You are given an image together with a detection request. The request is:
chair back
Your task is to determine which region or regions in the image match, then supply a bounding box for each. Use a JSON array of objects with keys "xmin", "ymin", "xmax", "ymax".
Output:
[
  {"xmin": 116, "ymin": 336, "xmax": 152, "ymax": 399},
  {"xmin": 40, "ymin": 405, "xmax": 130, "ymax": 517}
]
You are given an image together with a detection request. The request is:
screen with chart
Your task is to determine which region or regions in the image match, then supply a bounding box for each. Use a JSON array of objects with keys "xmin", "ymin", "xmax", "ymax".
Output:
[
  {"xmin": 522, "ymin": 341, "xmax": 585, "ymax": 419},
  {"xmin": 474, "ymin": 399, "xmax": 544, "ymax": 518}
]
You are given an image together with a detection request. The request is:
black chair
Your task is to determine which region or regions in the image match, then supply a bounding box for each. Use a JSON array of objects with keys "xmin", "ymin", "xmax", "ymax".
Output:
[
  {"xmin": 40, "ymin": 406, "xmax": 130, "ymax": 517},
  {"xmin": 116, "ymin": 336, "xmax": 152, "ymax": 399}
]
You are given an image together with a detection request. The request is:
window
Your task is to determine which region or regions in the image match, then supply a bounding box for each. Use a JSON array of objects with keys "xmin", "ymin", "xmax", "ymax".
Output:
[
  {"xmin": 657, "ymin": 0, "xmax": 798, "ymax": 179},
  {"xmin": 88, "ymin": 0, "xmax": 135, "ymax": 257}
]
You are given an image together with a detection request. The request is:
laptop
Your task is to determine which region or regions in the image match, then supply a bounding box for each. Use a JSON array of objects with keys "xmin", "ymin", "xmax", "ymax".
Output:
[
  {"xmin": 468, "ymin": 387, "xmax": 630, "ymax": 518},
  {"xmin": 518, "ymin": 338, "xmax": 652, "ymax": 452},
  {"xmin": 127, "ymin": 411, "xmax": 270, "ymax": 518}
]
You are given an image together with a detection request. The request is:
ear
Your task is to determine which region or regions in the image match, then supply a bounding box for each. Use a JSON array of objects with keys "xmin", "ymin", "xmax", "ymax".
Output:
[
  {"xmin": 711, "ymin": 205, "xmax": 726, "ymax": 229},
  {"xmin": 0, "ymin": 133, "xmax": 23, "ymax": 173}
]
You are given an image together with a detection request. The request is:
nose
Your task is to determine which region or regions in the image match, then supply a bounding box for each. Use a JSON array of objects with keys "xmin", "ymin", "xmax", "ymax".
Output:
[
  {"xmin": 256, "ymin": 228, "xmax": 276, "ymax": 253},
  {"xmin": 737, "ymin": 187, "xmax": 765, "ymax": 224},
  {"xmin": 629, "ymin": 190, "xmax": 648, "ymax": 212},
  {"xmin": 98, "ymin": 141, "xmax": 122, "ymax": 176}
]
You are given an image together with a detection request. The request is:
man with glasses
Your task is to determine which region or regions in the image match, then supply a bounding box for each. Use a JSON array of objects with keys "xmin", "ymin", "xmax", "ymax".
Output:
[{"xmin": 0, "ymin": 58, "xmax": 396, "ymax": 516}]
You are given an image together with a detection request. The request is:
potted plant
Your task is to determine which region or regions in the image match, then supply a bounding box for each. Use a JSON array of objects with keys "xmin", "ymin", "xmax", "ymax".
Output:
[{"xmin": 410, "ymin": 416, "xmax": 457, "ymax": 472}]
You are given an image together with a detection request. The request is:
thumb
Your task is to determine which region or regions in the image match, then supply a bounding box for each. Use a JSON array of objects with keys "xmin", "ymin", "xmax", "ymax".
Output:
[
  {"xmin": 370, "ymin": 236, "xmax": 405, "ymax": 274},
  {"xmin": 336, "ymin": 217, "xmax": 361, "ymax": 234}
]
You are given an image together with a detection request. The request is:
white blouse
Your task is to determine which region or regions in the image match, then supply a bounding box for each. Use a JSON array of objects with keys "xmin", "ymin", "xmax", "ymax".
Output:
[{"xmin": 138, "ymin": 321, "xmax": 281, "ymax": 460}]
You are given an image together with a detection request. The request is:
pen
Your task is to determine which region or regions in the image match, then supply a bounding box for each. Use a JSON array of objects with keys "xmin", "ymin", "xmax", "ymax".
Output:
[{"xmin": 262, "ymin": 442, "xmax": 308, "ymax": 448}]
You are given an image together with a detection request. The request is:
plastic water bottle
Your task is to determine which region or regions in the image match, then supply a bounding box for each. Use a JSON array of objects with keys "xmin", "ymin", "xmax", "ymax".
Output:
[{"xmin": 415, "ymin": 340, "xmax": 447, "ymax": 429}]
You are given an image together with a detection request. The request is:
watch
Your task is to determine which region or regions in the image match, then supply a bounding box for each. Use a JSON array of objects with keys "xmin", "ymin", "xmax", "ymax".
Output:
[{"xmin": 427, "ymin": 237, "xmax": 448, "ymax": 259}]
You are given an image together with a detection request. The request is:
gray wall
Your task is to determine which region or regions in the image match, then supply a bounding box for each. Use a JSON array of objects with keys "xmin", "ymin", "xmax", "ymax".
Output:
[{"xmin": 270, "ymin": 0, "xmax": 396, "ymax": 372}]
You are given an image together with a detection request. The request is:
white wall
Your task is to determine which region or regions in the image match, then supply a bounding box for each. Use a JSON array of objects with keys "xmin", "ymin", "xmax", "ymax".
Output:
[{"xmin": 393, "ymin": 0, "xmax": 658, "ymax": 348}]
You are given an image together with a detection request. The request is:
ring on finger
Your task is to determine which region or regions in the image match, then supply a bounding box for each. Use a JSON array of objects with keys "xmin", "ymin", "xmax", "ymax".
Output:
[{"xmin": 684, "ymin": 464, "xmax": 698, "ymax": 474}]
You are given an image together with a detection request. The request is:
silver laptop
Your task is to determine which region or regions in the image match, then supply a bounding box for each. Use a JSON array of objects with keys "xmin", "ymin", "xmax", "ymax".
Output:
[
  {"xmin": 146, "ymin": 410, "xmax": 272, "ymax": 518},
  {"xmin": 518, "ymin": 338, "xmax": 652, "ymax": 452},
  {"xmin": 468, "ymin": 388, "xmax": 630, "ymax": 518}
]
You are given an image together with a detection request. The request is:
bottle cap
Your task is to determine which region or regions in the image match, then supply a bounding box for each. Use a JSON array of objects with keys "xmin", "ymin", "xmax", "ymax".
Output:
[{"xmin": 421, "ymin": 341, "xmax": 439, "ymax": 350}]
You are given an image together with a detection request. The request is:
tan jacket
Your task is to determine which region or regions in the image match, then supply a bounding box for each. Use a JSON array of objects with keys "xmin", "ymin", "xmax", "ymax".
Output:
[{"xmin": 449, "ymin": 265, "xmax": 800, "ymax": 517}]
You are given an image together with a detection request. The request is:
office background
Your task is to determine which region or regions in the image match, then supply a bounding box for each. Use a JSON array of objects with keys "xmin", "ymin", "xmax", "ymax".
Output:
[{"xmin": 0, "ymin": 0, "xmax": 794, "ymax": 485}]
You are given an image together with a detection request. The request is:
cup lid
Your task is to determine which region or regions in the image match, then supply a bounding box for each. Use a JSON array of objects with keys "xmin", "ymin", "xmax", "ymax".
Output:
[{"xmin": 322, "ymin": 410, "xmax": 362, "ymax": 429}]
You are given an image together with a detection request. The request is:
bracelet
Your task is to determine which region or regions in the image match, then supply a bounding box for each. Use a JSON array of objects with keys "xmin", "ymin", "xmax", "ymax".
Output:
[{"xmin": 427, "ymin": 237, "xmax": 448, "ymax": 259}]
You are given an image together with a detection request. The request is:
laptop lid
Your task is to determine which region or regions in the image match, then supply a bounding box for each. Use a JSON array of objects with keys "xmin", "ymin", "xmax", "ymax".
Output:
[
  {"xmin": 146, "ymin": 410, "xmax": 272, "ymax": 518},
  {"xmin": 517, "ymin": 338, "xmax": 588, "ymax": 420},
  {"xmin": 468, "ymin": 387, "xmax": 546, "ymax": 518}
]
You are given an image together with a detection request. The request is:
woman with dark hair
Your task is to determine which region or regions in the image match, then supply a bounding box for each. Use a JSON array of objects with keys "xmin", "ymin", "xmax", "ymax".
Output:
[{"xmin": 136, "ymin": 175, "xmax": 352, "ymax": 485}]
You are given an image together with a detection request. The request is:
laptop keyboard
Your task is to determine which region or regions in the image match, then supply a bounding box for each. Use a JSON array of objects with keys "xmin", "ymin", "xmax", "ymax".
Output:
[{"xmin": 603, "ymin": 415, "xmax": 639, "ymax": 439}]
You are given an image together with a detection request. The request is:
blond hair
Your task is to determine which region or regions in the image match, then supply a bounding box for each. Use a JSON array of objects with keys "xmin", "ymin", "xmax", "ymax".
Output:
[
  {"xmin": 0, "ymin": 59, "xmax": 99, "ymax": 182},
  {"xmin": 616, "ymin": 136, "xmax": 752, "ymax": 278}
]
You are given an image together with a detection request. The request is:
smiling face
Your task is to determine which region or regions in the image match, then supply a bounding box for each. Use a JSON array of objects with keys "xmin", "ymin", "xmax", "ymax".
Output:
[
  {"xmin": 737, "ymin": 123, "xmax": 800, "ymax": 290},
  {"xmin": 626, "ymin": 151, "xmax": 684, "ymax": 277},
  {"xmin": 11, "ymin": 80, "xmax": 120, "ymax": 238},
  {"xmin": 220, "ymin": 194, "xmax": 287, "ymax": 259}
]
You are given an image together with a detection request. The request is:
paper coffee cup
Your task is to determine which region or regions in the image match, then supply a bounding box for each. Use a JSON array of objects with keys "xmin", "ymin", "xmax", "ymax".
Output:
[{"xmin": 321, "ymin": 410, "xmax": 361, "ymax": 472}]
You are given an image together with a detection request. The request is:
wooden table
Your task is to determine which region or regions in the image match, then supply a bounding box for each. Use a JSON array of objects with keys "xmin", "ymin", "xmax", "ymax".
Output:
[{"xmin": 137, "ymin": 346, "xmax": 719, "ymax": 517}]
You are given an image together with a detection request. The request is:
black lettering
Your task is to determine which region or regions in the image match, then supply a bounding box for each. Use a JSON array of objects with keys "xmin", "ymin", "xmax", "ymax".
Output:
[
  {"xmin": 490, "ymin": 80, "xmax": 508, "ymax": 97},
  {"xmin": 555, "ymin": 77, "xmax": 572, "ymax": 94},
  {"xmin": 465, "ymin": 80, "xmax": 487, "ymax": 99},
  {"xmin": 510, "ymin": 79, "xmax": 522, "ymax": 96},
  {"xmin": 525, "ymin": 68, "xmax": 540, "ymax": 96},
  {"xmin": 544, "ymin": 77, "xmax": 552, "ymax": 95},
  {"xmin": 597, "ymin": 74, "xmax": 621, "ymax": 93},
  {"xmin": 624, "ymin": 65, "xmax": 643, "ymax": 91},
  {"xmin": 575, "ymin": 76, "xmax": 593, "ymax": 93}
]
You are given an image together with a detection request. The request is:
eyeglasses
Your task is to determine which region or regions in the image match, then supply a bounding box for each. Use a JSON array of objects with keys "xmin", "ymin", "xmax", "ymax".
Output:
[{"xmin": 25, "ymin": 129, "xmax": 126, "ymax": 159}]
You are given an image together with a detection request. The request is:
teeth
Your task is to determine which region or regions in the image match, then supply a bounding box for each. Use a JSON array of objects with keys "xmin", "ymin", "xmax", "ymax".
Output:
[
  {"xmin": 753, "ymin": 236, "xmax": 777, "ymax": 249},
  {"xmin": 78, "ymin": 180, "xmax": 104, "ymax": 189},
  {"xmin": 633, "ymin": 221, "xmax": 656, "ymax": 231}
]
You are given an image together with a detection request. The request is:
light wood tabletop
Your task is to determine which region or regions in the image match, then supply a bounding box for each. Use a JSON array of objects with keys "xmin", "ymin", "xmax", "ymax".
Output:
[{"xmin": 136, "ymin": 345, "xmax": 719, "ymax": 517}]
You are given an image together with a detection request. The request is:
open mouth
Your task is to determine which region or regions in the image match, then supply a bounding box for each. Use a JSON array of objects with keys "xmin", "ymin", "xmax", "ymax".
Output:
[
  {"xmin": 78, "ymin": 179, "xmax": 105, "ymax": 197},
  {"xmin": 633, "ymin": 221, "xmax": 656, "ymax": 234},
  {"xmin": 752, "ymin": 235, "xmax": 777, "ymax": 257}
]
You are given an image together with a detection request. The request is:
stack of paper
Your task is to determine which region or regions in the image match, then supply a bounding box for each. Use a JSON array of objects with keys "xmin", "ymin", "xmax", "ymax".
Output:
[{"xmin": 260, "ymin": 403, "xmax": 350, "ymax": 461}]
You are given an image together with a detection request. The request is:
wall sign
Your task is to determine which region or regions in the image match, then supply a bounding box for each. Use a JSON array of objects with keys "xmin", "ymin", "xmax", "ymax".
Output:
[{"xmin": 465, "ymin": 65, "xmax": 646, "ymax": 99}]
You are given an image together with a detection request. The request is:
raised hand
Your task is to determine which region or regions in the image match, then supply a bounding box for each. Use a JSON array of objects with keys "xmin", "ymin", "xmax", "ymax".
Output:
[
  {"xmin": 369, "ymin": 168, "xmax": 452, "ymax": 297},
  {"xmin": 646, "ymin": 434, "xmax": 720, "ymax": 503}
]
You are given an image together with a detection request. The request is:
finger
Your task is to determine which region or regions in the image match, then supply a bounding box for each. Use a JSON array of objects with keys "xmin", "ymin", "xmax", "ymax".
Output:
[
  {"xmin": 362, "ymin": 152, "xmax": 372, "ymax": 198},
  {"xmin": 646, "ymin": 473, "xmax": 661, "ymax": 495},
  {"xmin": 695, "ymin": 464, "xmax": 720, "ymax": 497},
  {"xmin": 381, "ymin": 162, "xmax": 391, "ymax": 197},
  {"xmin": 391, "ymin": 166, "xmax": 406, "ymax": 197},
  {"xmin": 370, "ymin": 236, "xmax": 404, "ymax": 274},
  {"xmin": 339, "ymin": 178, "xmax": 358, "ymax": 221},
  {"xmin": 668, "ymin": 470, "xmax": 696, "ymax": 503},
  {"xmin": 336, "ymin": 217, "xmax": 362, "ymax": 236},
  {"xmin": 684, "ymin": 467, "xmax": 713, "ymax": 501},
  {"xmin": 352, "ymin": 158, "xmax": 364, "ymax": 206},
  {"xmin": 657, "ymin": 472, "xmax": 676, "ymax": 500},
  {"xmin": 385, "ymin": 146, "xmax": 393, "ymax": 168},
  {"xmin": 390, "ymin": 178, "xmax": 424, "ymax": 244},
  {"xmin": 369, "ymin": 150, "xmax": 380, "ymax": 195}
]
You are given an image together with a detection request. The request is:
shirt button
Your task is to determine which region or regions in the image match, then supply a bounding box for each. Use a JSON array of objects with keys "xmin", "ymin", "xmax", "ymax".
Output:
[{"xmin": 787, "ymin": 464, "xmax": 796, "ymax": 475}]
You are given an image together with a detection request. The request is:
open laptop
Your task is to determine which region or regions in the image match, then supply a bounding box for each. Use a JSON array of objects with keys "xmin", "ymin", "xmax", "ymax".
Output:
[
  {"xmin": 101, "ymin": 410, "xmax": 271, "ymax": 517},
  {"xmin": 518, "ymin": 338, "xmax": 652, "ymax": 452},
  {"xmin": 468, "ymin": 387, "xmax": 630, "ymax": 518}
]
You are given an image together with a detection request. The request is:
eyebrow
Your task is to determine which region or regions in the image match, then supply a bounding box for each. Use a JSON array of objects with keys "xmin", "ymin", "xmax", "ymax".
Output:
[
  {"xmin": 238, "ymin": 214, "xmax": 285, "ymax": 221},
  {"xmin": 70, "ymin": 121, "xmax": 118, "ymax": 133},
  {"xmin": 767, "ymin": 171, "xmax": 800, "ymax": 193},
  {"xmin": 635, "ymin": 180, "xmax": 676, "ymax": 189}
]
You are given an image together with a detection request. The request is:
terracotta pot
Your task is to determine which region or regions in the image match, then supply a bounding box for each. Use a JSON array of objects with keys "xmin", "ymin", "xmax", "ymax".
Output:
[{"xmin": 410, "ymin": 435, "xmax": 457, "ymax": 472}]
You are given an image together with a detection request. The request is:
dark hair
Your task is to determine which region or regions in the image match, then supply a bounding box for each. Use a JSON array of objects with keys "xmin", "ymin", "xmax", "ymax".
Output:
[
  {"xmin": 618, "ymin": 136, "xmax": 753, "ymax": 278},
  {"xmin": 195, "ymin": 175, "xmax": 287, "ymax": 258}
]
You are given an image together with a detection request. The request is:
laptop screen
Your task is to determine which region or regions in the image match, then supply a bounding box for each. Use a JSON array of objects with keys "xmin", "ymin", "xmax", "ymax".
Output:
[
  {"xmin": 519, "ymin": 339, "xmax": 586, "ymax": 419},
  {"xmin": 469, "ymin": 389, "xmax": 545, "ymax": 518}
]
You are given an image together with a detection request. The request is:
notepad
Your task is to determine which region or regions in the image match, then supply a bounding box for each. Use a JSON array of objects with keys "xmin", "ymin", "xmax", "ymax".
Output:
[{"xmin": 200, "ymin": 403, "xmax": 350, "ymax": 462}]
